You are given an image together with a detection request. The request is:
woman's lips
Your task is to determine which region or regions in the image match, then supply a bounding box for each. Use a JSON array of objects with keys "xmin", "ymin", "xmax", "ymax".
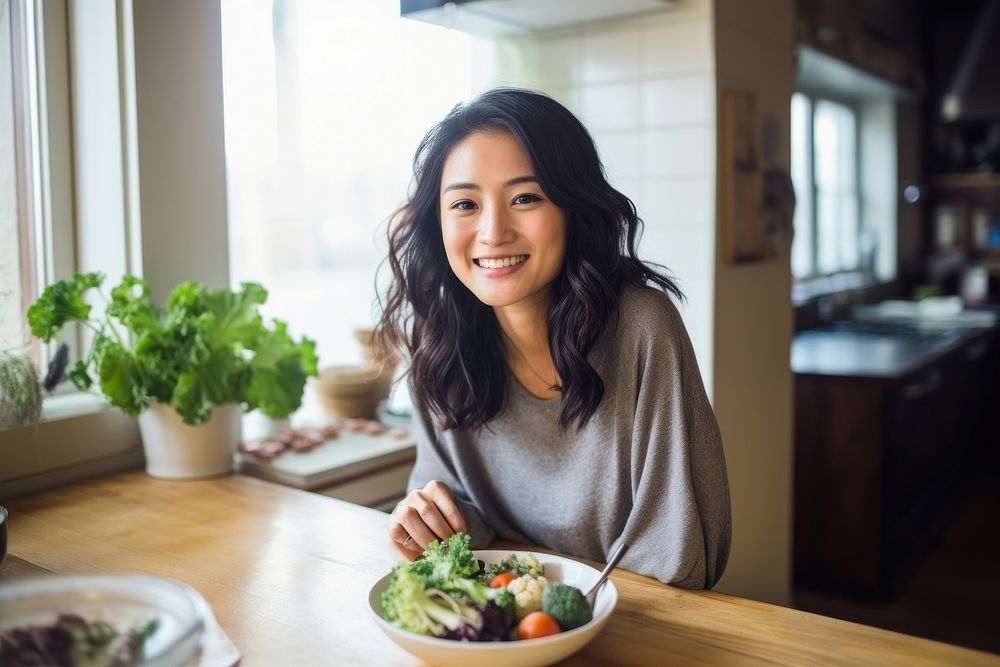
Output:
[{"xmin": 473, "ymin": 255, "xmax": 528, "ymax": 277}]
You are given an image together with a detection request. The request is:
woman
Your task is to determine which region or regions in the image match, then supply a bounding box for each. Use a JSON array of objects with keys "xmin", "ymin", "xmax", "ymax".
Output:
[{"xmin": 377, "ymin": 88, "xmax": 730, "ymax": 589}]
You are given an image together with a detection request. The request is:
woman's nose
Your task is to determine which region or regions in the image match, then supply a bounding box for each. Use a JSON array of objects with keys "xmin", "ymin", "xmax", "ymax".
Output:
[{"xmin": 478, "ymin": 203, "xmax": 515, "ymax": 246}]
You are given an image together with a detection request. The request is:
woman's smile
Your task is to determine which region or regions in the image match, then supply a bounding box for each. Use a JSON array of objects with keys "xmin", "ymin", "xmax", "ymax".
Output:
[{"xmin": 473, "ymin": 254, "xmax": 529, "ymax": 273}]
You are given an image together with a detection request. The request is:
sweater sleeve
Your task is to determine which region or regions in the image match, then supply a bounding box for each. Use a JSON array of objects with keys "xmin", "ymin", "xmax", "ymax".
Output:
[
  {"xmin": 407, "ymin": 399, "xmax": 497, "ymax": 549},
  {"xmin": 612, "ymin": 294, "xmax": 732, "ymax": 589}
]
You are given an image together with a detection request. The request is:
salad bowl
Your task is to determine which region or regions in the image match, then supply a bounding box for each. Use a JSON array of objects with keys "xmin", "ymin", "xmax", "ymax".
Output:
[{"xmin": 368, "ymin": 549, "xmax": 619, "ymax": 667}]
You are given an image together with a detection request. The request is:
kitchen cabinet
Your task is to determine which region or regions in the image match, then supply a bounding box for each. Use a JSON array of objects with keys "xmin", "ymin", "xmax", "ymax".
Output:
[{"xmin": 792, "ymin": 322, "xmax": 999, "ymax": 598}]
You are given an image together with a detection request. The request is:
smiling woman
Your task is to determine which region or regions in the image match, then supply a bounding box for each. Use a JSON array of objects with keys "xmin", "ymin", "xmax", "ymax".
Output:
[{"xmin": 376, "ymin": 88, "xmax": 731, "ymax": 590}]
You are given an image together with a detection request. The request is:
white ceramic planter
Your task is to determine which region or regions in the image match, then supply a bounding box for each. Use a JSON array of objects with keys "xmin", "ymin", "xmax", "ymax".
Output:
[{"xmin": 138, "ymin": 403, "xmax": 241, "ymax": 479}]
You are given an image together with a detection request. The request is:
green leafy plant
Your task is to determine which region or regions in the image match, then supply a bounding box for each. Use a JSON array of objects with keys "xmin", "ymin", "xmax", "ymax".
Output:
[{"xmin": 27, "ymin": 272, "xmax": 318, "ymax": 425}]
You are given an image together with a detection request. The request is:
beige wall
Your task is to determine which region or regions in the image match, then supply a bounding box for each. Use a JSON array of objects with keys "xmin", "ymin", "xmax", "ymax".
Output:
[
  {"xmin": 712, "ymin": 0, "xmax": 795, "ymax": 605},
  {"xmin": 132, "ymin": 0, "xmax": 230, "ymax": 302}
]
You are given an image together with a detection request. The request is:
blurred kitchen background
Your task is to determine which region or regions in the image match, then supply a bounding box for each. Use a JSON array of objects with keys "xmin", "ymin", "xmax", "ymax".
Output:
[{"xmin": 2, "ymin": 0, "xmax": 998, "ymax": 655}]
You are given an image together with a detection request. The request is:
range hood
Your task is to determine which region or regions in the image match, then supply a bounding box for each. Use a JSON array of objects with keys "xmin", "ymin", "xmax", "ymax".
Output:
[
  {"xmin": 400, "ymin": 0, "xmax": 678, "ymax": 37},
  {"xmin": 941, "ymin": 0, "xmax": 1000, "ymax": 122}
]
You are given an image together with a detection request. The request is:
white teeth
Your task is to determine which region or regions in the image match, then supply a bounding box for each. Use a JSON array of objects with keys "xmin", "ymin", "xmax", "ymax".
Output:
[{"xmin": 477, "ymin": 255, "xmax": 526, "ymax": 269}]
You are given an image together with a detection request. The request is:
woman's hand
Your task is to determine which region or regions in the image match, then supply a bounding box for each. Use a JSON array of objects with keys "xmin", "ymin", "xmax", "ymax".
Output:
[{"xmin": 389, "ymin": 480, "xmax": 468, "ymax": 554}]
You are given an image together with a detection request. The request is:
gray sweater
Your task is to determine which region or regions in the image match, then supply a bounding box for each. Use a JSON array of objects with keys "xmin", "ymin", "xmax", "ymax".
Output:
[{"xmin": 408, "ymin": 284, "xmax": 731, "ymax": 589}]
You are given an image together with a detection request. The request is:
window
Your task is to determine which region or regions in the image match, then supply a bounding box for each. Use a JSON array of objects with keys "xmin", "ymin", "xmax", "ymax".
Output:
[
  {"xmin": 791, "ymin": 93, "xmax": 862, "ymax": 279},
  {"xmin": 1, "ymin": 0, "xmax": 39, "ymax": 364},
  {"xmin": 791, "ymin": 88, "xmax": 898, "ymax": 297},
  {"xmin": 221, "ymin": 0, "xmax": 478, "ymax": 377},
  {"xmin": 1, "ymin": 0, "xmax": 77, "ymax": 387}
]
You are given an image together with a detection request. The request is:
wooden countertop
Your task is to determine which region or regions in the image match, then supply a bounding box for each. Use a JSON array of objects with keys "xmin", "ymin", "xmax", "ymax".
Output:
[{"xmin": 2, "ymin": 472, "xmax": 997, "ymax": 666}]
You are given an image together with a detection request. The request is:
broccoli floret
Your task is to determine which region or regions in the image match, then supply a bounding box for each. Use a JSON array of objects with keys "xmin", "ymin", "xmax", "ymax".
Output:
[
  {"xmin": 515, "ymin": 553, "xmax": 544, "ymax": 577},
  {"xmin": 541, "ymin": 583, "xmax": 592, "ymax": 631},
  {"xmin": 487, "ymin": 554, "xmax": 519, "ymax": 577},
  {"xmin": 408, "ymin": 532, "xmax": 479, "ymax": 588},
  {"xmin": 408, "ymin": 540, "xmax": 451, "ymax": 587},
  {"xmin": 380, "ymin": 566, "xmax": 480, "ymax": 636},
  {"xmin": 487, "ymin": 553, "xmax": 544, "ymax": 578},
  {"xmin": 445, "ymin": 532, "xmax": 479, "ymax": 578}
]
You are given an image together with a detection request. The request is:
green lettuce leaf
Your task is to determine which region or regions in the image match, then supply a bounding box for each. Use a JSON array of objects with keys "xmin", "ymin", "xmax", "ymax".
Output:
[{"xmin": 27, "ymin": 272, "xmax": 104, "ymax": 342}]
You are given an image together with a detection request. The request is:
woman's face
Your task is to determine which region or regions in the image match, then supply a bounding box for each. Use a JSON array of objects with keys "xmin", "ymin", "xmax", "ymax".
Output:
[{"xmin": 439, "ymin": 131, "xmax": 566, "ymax": 312}]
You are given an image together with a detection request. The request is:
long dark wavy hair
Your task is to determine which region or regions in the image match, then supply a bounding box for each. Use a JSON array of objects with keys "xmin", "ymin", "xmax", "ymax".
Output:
[{"xmin": 376, "ymin": 88, "xmax": 682, "ymax": 432}]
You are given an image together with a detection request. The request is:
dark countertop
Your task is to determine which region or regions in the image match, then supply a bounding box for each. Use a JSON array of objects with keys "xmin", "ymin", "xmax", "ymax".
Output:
[
  {"xmin": 790, "ymin": 311, "xmax": 1000, "ymax": 379},
  {"xmin": 791, "ymin": 329, "xmax": 967, "ymax": 378}
]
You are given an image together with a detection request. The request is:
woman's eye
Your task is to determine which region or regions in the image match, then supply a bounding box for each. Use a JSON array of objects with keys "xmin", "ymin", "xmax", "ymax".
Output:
[
  {"xmin": 513, "ymin": 193, "xmax": 542, "ymax": 205},
  {"xmin": 451, "ymin": 200, "xmax": 478, "ymax": 211}
]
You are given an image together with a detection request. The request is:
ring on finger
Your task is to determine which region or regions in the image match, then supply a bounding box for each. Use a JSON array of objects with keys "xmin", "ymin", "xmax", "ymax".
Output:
[{"xmin": 402, "ymin": 535, "xmax": 413, "ymax": 548}]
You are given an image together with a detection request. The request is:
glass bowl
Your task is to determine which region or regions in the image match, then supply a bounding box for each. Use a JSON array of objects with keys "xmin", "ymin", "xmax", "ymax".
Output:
[{"xmin": 0, "ymin": 573, "xmax": 210, "ymax": 666}]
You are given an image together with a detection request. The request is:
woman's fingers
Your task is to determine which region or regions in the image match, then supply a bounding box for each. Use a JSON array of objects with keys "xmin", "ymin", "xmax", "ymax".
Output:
[
  {"xmin": 388, "ymin": 480, "xmax": 468, "ymax": 551},
  {"xmin": 387, "ymin": 518, "xmax": 412, "ymax": 546},
  {"xmin": 393, "ymin": 504, "xmax": 440, "ymax": 550},
  {"xmin": 424, "ymin": 480, "xmax": 468, "ymax": 534}
]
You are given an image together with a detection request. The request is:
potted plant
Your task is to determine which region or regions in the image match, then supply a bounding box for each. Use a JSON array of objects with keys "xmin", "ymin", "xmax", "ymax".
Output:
[{"xmin": 27, "ymin": 273, "xmax": 318, "ymax": 479}]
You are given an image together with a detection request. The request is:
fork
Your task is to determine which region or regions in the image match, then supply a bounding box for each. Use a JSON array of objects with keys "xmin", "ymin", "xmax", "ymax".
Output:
[{"xmin": 584, "ymin": 542, "xmax": 628, "ymax": 608}]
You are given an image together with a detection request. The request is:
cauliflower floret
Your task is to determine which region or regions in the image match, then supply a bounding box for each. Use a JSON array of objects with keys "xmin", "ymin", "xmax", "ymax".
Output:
[
  {"xmin": 518, "ymin": 553, "xmax": 544, "ymax": 578},
  {"xmin": 507, "ymin": 573, "xmax": 549, "ymax": 620},
  {"xmin": 490, "ymin": 553, "xmax": 545, "ymax": 578}
]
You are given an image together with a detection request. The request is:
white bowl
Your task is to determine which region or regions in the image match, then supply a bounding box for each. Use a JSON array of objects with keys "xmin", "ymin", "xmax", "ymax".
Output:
[
  {"xmin": 0, "ymin": 573, "xmax": 210, "ymax": 666},
  {"xmin": 368, "ymin": 549, "xmax": 618, "ymax": 667}
]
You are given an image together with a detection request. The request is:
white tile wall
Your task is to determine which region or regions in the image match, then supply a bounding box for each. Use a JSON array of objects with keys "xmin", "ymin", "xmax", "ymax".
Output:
[
  {"xmin": 591, "ymin": 130, "xmax": 643, "ymax": 183},
  {"xmin": 641, "ymin": 74, "xmax": 712, "ymax": 126},
  {"xmin": 532, "ymin": 35, "xmax": 580, "ymax": 86},
  {"xmin": 640, "ymin": 226, "xmax": 714, "ymax": 287},
  {"xmin": 489, "ymin": 1, "xmax": 717, "ymax": 396},
  {"xmin": 641, "ymin": 19, "xmax": 714, "ymax": 77},
  {"xmin": 635, "ymin": 177, "xmax": 712, "ymax": 230},
  {"xmin": 577, "ymin": 81, "xmax": 642, "ymax": 131},
  {"xmin": 579, "ymin": 28, "xmax": 641, "ymax": 84},
  {"xmin": 641, "ymin": 126, "xmax": 709, "ymax": 178}
]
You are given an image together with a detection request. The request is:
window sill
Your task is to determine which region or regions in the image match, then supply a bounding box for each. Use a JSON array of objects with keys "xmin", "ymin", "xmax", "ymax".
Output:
[
  {"xmin": 1, "ymin": 400, "xmax": 141, "ymax": 502},
  {"xmin": 40, "ymin": 392, "xmax": 111, "ymax": 422},
  {"xmin": 792, "ymin": 272, "xmax": 882, "ymax": 307}
]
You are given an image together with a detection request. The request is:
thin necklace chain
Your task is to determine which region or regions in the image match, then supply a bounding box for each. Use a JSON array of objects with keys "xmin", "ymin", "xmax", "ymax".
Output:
[{"xmin": 502, "ymin": 331, "xmax": 562, "ymax": 393}]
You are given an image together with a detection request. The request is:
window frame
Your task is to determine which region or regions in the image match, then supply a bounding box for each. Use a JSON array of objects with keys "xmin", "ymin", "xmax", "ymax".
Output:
[
  {"xmin": 793, "ymin": 45, "xmax": 904, "ymax": 307},
  {"xmin": 791, "ymin": 89, "xmax": 864, "ymax": 281},
  {"xmin": 4, "ymin": 0, "xmax": 79, "ymax": 384}
]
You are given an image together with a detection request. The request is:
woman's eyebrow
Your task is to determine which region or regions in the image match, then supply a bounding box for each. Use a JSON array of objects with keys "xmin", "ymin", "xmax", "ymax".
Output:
[{"xmin": 442, "ymin": 175, "xmax": 538, "ymax": 194}]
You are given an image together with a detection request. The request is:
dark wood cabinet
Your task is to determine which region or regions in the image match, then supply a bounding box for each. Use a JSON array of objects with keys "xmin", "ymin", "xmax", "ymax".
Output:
[{"xmin": 793, "ymin": 325, "xmax": 998, "ymax": 599}]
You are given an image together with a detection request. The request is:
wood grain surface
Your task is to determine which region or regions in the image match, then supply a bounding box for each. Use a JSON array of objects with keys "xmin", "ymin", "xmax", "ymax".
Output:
[{"xmin": 2, "ymin": 471, "xmax": 996, "ymax": 666}]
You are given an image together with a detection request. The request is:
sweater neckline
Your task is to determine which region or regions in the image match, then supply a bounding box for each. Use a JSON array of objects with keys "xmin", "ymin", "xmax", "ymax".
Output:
[{"xmin": 509, "ymin": 370, "xmax": 562, "ymax": 407}]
